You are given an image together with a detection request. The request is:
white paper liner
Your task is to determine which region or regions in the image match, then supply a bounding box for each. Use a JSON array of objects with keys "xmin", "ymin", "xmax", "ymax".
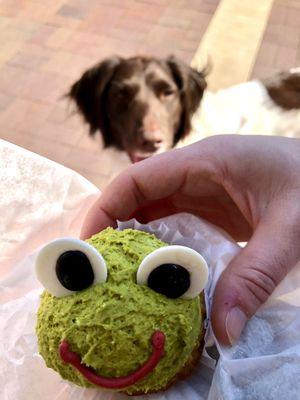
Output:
[
  {"xmin": 2, "ymin": 216, "xmax": 300, "ymax": 400},
  {"xmin": 0, "ymin": 211, "xmax": 240, "ymax": 400}
]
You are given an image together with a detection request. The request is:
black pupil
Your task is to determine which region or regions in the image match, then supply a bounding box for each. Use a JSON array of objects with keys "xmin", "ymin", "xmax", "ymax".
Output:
[
  {"xmin": 56, "ymin": 250, "xmax": 94, "ymax": 291},
  {"xmin": 147, "ymin": 264, "xmax": 190, "ymax": 299}
]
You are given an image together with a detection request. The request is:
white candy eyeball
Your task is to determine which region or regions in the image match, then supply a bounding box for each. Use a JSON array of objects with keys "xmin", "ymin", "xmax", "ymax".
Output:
[
  {"xmin": 136, "ymin": 245, "xmax": 208, "ymax": 299},
  {"xmin": 35, "ymin": 238, "xmax": 107, "ymax": 297}
]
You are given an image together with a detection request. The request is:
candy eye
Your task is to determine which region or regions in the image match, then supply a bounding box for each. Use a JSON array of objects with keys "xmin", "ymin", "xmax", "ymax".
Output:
[
  {"xmin": 147, "ymin": 263, "xmax": 190, "ymax": 298},
  {"xmin": 35, "ymin": 238, "xmax": 107, "ymax": 297},
  {"xmin": 136, "ymin": 246, "xmax": 209, "ymax": 299}
]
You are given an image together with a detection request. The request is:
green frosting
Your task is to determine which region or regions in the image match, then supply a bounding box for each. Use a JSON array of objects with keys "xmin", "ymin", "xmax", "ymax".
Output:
[{"xmin": 36, "ymin": 228, "xmax": 204, "ymax": 395}]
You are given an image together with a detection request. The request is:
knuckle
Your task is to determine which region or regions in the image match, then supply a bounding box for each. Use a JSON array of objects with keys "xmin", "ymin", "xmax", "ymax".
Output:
[{"xmin": 236, "ymin": 255, "xmax": 286, "ymax": 305}]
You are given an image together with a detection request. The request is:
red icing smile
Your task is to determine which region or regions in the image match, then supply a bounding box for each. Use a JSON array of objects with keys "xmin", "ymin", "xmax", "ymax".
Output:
[{"xmin": 59, "ymin": 331, "xmax": 165, "ymax": 389}]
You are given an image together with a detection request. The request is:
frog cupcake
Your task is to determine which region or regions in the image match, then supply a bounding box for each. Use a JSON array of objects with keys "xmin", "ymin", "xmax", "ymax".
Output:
[{"xmin": 35, "ymin": 228, "xmax": 208, "ymax": 395}]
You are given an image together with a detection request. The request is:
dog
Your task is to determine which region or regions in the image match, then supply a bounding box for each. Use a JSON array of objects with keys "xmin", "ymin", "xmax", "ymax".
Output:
[
  {"xmin": 68, "ymin": 56, "xmax": 208, "ymax": 162},
  {"xmin": 69, "ymin": 56, "xmax": 300, "ymax": 161},
  {"xmin": 188, "ymin": 68, "xmax": 300, "ymax": 142}
]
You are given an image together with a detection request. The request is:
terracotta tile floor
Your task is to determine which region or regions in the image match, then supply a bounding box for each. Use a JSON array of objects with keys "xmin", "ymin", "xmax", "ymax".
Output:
[
  {"xmin": 251, "ymin": 0, "xmax": 300, "ymax": 79},
  {"xmin": 1, "ymin": 0, "xmax": 300, "ymax": 190},
  {"xmin": 192, "ymin": 0, "xmax": 274, "ymax": 90},
  {"xmin": 0, "ymin": 0, "xmax": 219, "ymax": 189}
]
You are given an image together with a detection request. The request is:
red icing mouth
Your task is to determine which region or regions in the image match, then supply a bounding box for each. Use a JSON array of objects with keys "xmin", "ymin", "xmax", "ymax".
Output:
[{"xmin": 59, "ymin": 331, "xmax": 165, "ymax": 389}]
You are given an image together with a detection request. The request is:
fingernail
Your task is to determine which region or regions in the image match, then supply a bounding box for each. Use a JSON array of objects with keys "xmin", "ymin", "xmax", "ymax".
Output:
[{"xmin": 225, "ymin": 307, "xmax": 247, "ymax": 345}]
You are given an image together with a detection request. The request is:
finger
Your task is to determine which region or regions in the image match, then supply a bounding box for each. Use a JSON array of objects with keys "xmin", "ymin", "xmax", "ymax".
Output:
[
  {"xmin": 132, "ymin": 199, "xmax": 179, "ymax": 223},
  {"xmin": 211, "ymin": 200, "xmax": 300, "ymax": 345},
  {"xmin": 132, "ymin": 195, "xmax": 252, "ymax": 241},
  {"xmin": 80, "ymin": 149, "xmax": 188, "ymax": 238},
  {"xmin": 80, "ymin": 198, "xmax": 118, "ymax": 239},
  {"xmin": 80, "ymin": 141, "xmax": 236, "ymax": 239},
  {"xmin": 80, "ymin": 197, "xmax": 179, "ymax": 239}
]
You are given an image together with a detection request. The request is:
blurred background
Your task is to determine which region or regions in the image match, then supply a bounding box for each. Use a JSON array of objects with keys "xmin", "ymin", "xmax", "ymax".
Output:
[{"xmin": 0, "ymin": 0, "xmax": 299, "ymax": 189}]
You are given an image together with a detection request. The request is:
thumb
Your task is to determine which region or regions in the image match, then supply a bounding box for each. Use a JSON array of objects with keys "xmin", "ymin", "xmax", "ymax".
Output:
[{"xmin": 211, "ymin": 205, "xmax": 300, "ymax": 346}]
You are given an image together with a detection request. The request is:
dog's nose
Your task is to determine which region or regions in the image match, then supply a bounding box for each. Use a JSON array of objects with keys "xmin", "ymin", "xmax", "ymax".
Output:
[
  {"xmin": 143, "ymin": 136, "xmax": 162, "ymax": 147},
  {"xmin": 139, "ymin": 135, "xmax": 163, "ymax": 152}
]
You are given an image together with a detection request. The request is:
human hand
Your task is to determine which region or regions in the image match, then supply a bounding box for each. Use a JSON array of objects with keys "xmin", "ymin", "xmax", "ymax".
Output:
[{"xmin": 81, "ymin": 135, "xmax": 300, "ymax": 345}]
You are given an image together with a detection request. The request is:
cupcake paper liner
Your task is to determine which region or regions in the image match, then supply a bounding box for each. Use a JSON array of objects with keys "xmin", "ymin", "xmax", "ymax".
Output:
[{"xmin": 0, "ymin": 212, "xmax": 240, "ymax": 400}]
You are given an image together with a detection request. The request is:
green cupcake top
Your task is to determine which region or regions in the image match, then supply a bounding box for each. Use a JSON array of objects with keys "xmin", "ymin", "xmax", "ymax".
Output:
[{"xmin": 36, "ymin": 228, "xmax": 205, "ymax": 395}]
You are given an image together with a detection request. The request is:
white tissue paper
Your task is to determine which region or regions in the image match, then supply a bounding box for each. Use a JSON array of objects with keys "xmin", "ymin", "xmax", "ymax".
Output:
[{"xmin": 1, "ymin": 139, "xmax": 300, "ymax": 400}]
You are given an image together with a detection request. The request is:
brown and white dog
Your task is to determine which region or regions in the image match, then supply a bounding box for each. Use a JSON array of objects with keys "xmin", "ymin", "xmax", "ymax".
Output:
[
  {"xmin": 189, "ymin": 67, "xmax": 300, "ymax": 143},
  {"xmin": 69, "ymin": 56, "xmax": 300, "ymax": 161},
  {"xmin": 68, "ymin": 56, "xmax": 208, "ymax": 162}
]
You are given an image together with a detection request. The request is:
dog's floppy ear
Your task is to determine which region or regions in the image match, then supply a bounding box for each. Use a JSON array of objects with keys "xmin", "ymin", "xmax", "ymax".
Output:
[
  {"xmin": 68, "ymin": 56, "xmax": 121, "ymax": 145},
  {"xmin": 167, "ymin": 56, "xmax": 209, "ymax": 142},
  {"xmin": 264, "ymin": 71, "xmax": 300, "ymax": 110}
]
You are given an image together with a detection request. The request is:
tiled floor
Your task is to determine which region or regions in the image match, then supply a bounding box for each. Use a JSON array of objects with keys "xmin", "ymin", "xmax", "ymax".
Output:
[
  {"xmin": 251, "ymin": 0, "xmax": 300, "ymax": 79},
  {"xmin": 1, "ymin": 0, "xmax": 300, "ymax": 190},
  {"xmin": 0, "ymin": 0, "xmax": 219, "ymax": 189},
  {"xmin": 192, "ymin": 0, "xmax": 274, "ymax": 89}
]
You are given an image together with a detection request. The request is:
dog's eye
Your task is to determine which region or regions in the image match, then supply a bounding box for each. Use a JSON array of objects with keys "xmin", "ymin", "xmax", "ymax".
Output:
[
  {"xmin": 162, "ymin": 88, "xmax": 175, "ymax": 97},
  {"xmin": 114, "ymin": 87, "xmax": 128, "ymax": 100},
  {"xmin": 136, "ymin": 245, "xmax": 209, "ymax": 299},
  {"xmin": 111, "ymin": 83, "xmax": 138, "ymax": 103},
  {"xmin": 159, "ymin": 87, "xmax": 175, "ymax": 101},
  {"xmin": 152, "ymin": 80, "xmax": 176, "ymax": 100},
  {"xmin": 35, "ymin": 238, "xmax": 108, "ymax": 297},
  {"xmin": 110, "ymin": 83, "xmax": 128, "ymax": 98}
]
